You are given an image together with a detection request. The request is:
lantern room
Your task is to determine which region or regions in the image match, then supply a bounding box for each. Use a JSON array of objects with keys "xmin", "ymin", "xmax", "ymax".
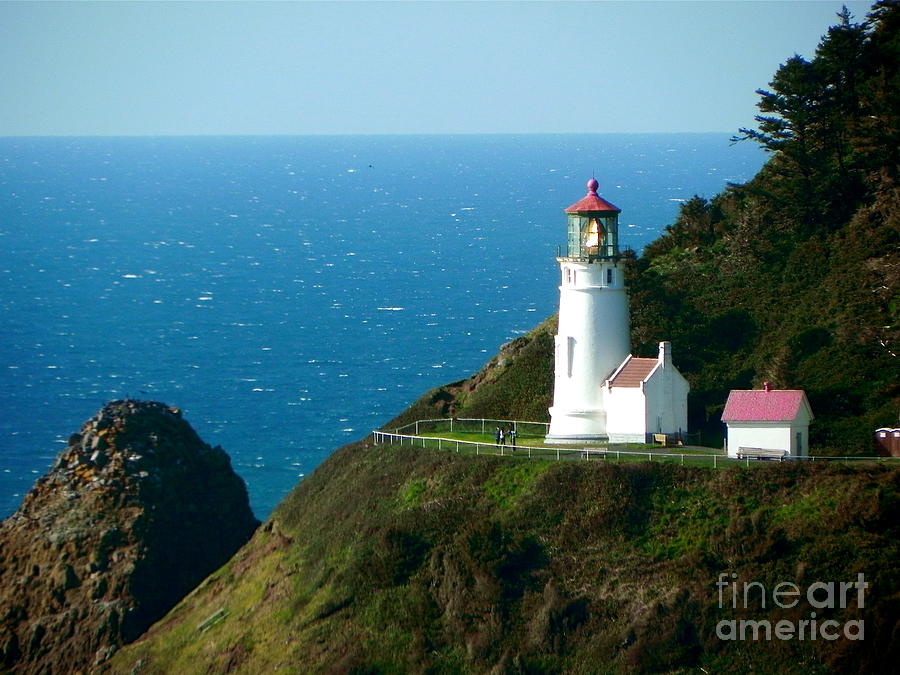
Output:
[{"xmin": 563, "ymin": 178, "xmax": 621, "ymax": 260}]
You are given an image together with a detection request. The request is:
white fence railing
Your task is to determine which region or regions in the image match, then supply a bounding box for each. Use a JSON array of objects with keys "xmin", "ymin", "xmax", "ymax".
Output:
[
  {"xmin": 392, "ymin": 418, "xmax": 550, "ymax": 437},
  {"xmin": 372, "ymin": 426, "xmax": 900, "ymax": 468},
  {"xmin": 373, "ymin": 430, "xmax": 733, "ymax": 466}
]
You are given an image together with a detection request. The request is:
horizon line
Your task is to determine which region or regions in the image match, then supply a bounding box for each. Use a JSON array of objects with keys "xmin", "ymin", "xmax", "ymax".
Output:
[{"xmin": 0, "ymin": 130, "xmax": 743, "ymax": 140}]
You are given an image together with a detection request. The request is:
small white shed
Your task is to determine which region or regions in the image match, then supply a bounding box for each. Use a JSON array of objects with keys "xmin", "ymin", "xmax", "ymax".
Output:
[
  {"xmin": 722, "ymin": 383, "xmax": 814, "ymax": 458},
  {"xmin": 603, "ymin": 341, "xmax": 690, "ymax": 444}
]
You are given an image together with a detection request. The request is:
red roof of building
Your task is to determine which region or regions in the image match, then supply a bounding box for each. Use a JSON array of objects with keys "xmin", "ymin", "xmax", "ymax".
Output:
[
  {"xmin": 721, "ymin": 388, "xmax": 812, "ymax": 422},
  {"xmin": 565, "ymin": 178, "xmax": 621, "ymax": 214},
  {"xmin": 609, "ymin": 357, "xmax": 657, "ymax": 388}
]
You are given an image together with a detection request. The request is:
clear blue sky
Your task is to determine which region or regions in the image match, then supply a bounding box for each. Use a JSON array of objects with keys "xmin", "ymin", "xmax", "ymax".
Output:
[{"xmin": 0, "ymin": 0, "xmax": 876, "ymax": 136}]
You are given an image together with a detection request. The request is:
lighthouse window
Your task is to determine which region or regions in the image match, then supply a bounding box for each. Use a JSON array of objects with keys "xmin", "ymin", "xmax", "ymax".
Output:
[
  {"xmin": 606, "ymin": 268, "xmax": 614, "ymax": 285},
  {"xmin": 564, "ymin": 268, "xmax": 572, "ymax": 285}
]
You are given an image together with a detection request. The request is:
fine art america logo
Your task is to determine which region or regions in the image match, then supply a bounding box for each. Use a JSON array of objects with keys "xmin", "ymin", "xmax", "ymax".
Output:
[{"xmin": 715, "ymin": 572, "xmax": 867, "ymax": 641}]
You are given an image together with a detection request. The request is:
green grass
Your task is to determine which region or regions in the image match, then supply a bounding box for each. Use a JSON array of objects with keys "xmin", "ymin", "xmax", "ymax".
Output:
[
  {"xmin": 407, "ymin": 430, "xmax": 900, "ymax": 473},
  {"xmin": 770, "ymin": 483, "xmax": 838, "ymax": 527},
  {"xmin": 395, "ymin": 477, "xmax": 427, "ymax": 509},
  {"xmin": 481, "ymin": 459, "xmax": 551, "ymax": 510},
  {"xmin": 641, "ymin": 485, "xmax": 726, "ymax": 561},
  {"xmin": 411, "ymin": 431, "xmax": 739, "ymax": 470}
]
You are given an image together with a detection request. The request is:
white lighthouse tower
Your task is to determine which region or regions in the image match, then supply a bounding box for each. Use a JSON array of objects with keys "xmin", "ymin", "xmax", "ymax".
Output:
[{"xmin": 545, "ymin": 178, "xmax": 630, "ymax": 443}]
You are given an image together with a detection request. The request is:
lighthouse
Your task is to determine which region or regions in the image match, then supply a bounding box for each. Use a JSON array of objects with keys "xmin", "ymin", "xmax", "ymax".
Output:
[{"xmin": 545, "ymin": 178, "xmax": 631, "ymax": 443}]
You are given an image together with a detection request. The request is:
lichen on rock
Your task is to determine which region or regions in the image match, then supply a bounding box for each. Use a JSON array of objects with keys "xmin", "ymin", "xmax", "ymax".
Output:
[{"xmin": 0, "ymin": 399, "xmax": 259, "ymax": 674}]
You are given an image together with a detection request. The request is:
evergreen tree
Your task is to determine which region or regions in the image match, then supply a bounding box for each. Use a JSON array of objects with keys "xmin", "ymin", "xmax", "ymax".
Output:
[{"xmin": 856, "ymin": 0, "xmax": 900, "ymax": 190}]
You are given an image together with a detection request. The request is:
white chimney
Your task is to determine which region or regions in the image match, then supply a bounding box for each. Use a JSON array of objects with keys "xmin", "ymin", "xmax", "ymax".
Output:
[{"xmin": 658, "ymin": 341, "xmax": 672, "ymax": 368}]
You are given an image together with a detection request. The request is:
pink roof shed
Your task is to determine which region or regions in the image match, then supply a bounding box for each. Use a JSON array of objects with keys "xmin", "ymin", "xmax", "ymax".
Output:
[{"xmin": 721, "ymin": 383, "xmax": 814, "ymax": 423}]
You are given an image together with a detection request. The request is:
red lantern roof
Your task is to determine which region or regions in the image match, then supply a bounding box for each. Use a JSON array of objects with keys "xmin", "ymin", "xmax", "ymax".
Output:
[{"xmin": 565, "ymin": 177, "xmax": 621, "ymax": 214}]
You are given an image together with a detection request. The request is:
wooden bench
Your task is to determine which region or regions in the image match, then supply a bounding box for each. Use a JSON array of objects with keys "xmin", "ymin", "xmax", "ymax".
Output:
[
  {"xmin": 653, "ymin": 434, "xmax": 683, "ymax": 447},
  {"xmin": 737, "ymin": 447, "xmax": 788, "ymax": 461}
]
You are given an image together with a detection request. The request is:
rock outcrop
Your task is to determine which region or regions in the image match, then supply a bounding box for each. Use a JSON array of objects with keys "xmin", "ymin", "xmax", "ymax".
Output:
[{"xmin": 0, "ymin": 400, "xmax": 259, "ymax": 674}]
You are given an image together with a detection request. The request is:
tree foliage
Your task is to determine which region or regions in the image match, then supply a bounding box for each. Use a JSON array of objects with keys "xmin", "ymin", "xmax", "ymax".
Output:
[{"xmin": 634, "ymin": 2, "xmax": 900, "ymax": 451}]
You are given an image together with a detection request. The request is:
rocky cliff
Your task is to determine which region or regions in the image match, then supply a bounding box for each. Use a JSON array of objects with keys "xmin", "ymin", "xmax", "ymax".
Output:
[{"xmin": 0, "ymin": 400, "xmax": 259, "ymax": 674}]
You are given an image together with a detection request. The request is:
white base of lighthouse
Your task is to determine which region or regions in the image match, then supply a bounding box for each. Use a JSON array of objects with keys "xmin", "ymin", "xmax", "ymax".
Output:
[
  {"xmin": 544, "ymin": 407, "xmax": 608, "ymax": 444},
  {"xmin": 545, "ymin": 258, "xmax": 629, "ymax": 444}
]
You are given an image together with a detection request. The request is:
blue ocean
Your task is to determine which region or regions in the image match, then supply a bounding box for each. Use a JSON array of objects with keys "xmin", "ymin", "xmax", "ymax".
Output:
[{"xmin": 0, "ymin": 134, "xmax": 764, "ymax": 519}]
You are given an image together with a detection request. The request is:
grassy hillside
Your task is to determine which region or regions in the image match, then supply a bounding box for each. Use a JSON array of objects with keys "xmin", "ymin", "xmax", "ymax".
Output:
[{"xmin": 107, "ymin": 441, "xmax": 900, "ymax": 674}]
